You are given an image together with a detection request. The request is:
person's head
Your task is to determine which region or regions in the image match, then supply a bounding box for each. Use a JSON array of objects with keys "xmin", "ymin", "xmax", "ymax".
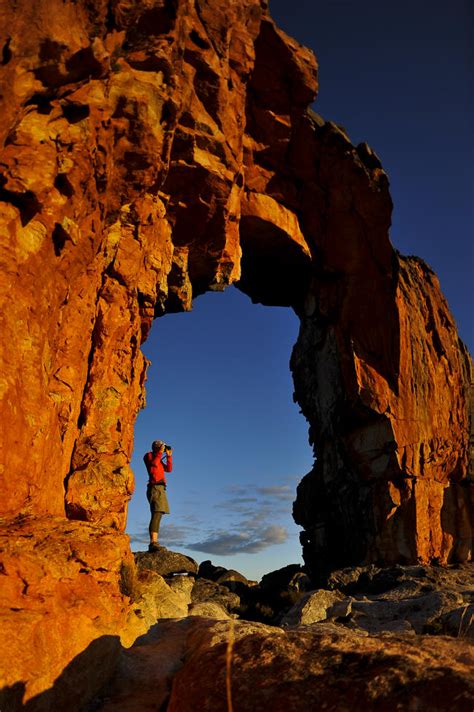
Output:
[{"xmin": 152, "ymin": 440, "xmax": 165, "ymax": 453}]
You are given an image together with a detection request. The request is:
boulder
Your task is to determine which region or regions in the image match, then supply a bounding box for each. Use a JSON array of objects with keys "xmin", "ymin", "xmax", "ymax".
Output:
[
  {"xmin": 287, "ymin": 571, "xmax": 312, "ymax": 593},
  {"xmin": 122, "ymin": 572, "xmax": 190, "ymax": 646},
  {"xmin": 260, "ymin": 564, "xmax": 304, "ymax": 591},
  {"xmin": 197, "ymin": 560, "xmax": 229, "ymax": 581},
  {"xmin": 280, "ymin": 564, "xmax": 474, "ymax": 636},
  {"xmin": 91, "ymin": 618, "xmax": 474, "ymax": 712},
  {"xmin": 215, "ymin": 569, "xmax": 250, "ymax": 587},
  {"xmin": 324, "ymin": 564, "xmax": 474, "ymax": 636},
  {"xmin": 197, "ymin": 560, "xmax": 250, "ymax": 590},
  {"xmin": 280, "ymin": 589, "xmax": 344, "ymax": 626},
  {"xmin": 233, "ymin": 564, "xmax": 312, "ymax": 624},
  {"xmin": 188, "ymin": 602, "xmax": 231, "ymax": 619},
  {"xmin": 191, "ymin": 578, "xmax": 241, "ymax": 615},
  {"xmin": 325, "ymin": 562, "xmax": 474, "ymax": 597},
  {"xmin": 135, "ymin": 548, "xmax": 198, "ymax": 577},
  {"xmin": 325, "ymin": 565, "xmax": 380, "ymax": 592},
  {"xmin": 166, "ymin": 575, "xmax": 195, "ymax": 607},
  {"xmin": 0, "ymin": 518, "xmax": 133, "ymax": 710},
  {"xmin": 197, "ymin": 559, "xmax": 250, "ymax": 591}
]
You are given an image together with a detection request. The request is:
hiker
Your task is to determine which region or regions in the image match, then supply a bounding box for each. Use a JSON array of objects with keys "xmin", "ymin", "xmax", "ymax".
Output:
[{"xmin": 143, "ymin": 440, "xmax": 173, "ymax": 552}]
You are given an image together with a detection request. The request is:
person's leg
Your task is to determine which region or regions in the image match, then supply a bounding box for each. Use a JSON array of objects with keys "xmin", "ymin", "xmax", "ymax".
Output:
[
  {"xmin": 149, "ymin": 512, "xmax": 162, "ymax": 544},
  {"xmin": 147, "ymin": 484, "xmax": 162, "ymax": 546}
]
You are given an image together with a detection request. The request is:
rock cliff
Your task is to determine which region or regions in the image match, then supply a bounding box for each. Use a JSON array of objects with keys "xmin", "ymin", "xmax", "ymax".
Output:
[{"xmin": 0, "ymin": 0, "xmax": 472, "ymax": 707}]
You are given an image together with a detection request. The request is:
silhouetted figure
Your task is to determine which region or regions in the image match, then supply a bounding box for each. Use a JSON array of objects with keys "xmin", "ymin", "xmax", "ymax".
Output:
[{"xmin": 143, "ymin": 440, "xmax": 173, "ymax": 552}]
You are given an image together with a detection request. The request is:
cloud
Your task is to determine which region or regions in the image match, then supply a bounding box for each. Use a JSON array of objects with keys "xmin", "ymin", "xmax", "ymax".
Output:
[
  {"xmin": 254, "ymin": 485, "xmax": 294, "ymax": 500},
  {"xmin": 188, "ymin": 524, "xmax": 288, "ymax": 555},
  {"xmin": 226, "ymin": 496, "xmax": 259, "ymax": 504},
  {"xmin": 214, "ymin": 483, "xmax": 295, "ymax": 514},
  {"xmin": 130, "ymin": 479, "xmax": 297, "ymax": 556},
  {"xmin": 213, "ymin": 500, "xmax": 260, "ymax": 515},
  {"xmin": 129, "ymin": 521, "xmax": 196, "ymax": 550},
  {"xmin": 129, "ymin": 531, "xmax": 150, "ymax": 546}
]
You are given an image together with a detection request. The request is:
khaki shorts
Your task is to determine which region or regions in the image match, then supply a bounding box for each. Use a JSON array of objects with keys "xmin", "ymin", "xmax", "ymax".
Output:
[{"xmin": 147, "ymin": 483, "xmax": 170, "ymax": 514}]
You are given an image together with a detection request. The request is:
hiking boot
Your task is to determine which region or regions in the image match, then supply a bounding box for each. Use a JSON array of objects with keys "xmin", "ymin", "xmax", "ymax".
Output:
[{"xmin": 148, "ymin": 542, "xmax": 161, "ymax": 553}]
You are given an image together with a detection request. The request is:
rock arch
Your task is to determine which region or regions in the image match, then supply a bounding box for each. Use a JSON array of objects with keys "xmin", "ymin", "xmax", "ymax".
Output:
[
  {"xmin": 0, "ymin": 0, "xmax": 472, "ymax": 572},
  {"xmin": 1, "ymin": 0, "xmax": 473, "ymax": 703}
]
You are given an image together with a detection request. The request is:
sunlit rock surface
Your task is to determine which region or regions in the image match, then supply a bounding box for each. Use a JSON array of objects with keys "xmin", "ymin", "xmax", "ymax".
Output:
[
  {"xmin": 0, "ymin": 517, "xmax": 133, "ymax": 709},
  {"xmin": 0, "ymin": 0, "xmax": 472, "ymax": 708}
]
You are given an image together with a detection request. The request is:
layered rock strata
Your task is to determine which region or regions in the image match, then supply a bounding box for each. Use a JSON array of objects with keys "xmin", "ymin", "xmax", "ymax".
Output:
[{"xmin": 0, "ymin": 0, "xmax": 472, "ymax": 707}]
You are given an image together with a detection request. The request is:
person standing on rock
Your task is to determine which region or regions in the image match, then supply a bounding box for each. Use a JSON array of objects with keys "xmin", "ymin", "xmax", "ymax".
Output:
[{"xmin": 143, "ymin": 440, "xmax": 173, "ymax": 552}]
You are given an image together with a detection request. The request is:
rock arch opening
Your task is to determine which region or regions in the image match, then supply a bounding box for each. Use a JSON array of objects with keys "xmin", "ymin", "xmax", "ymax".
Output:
[{"xmin": 126, "ymin": 286, "xmax": 314, "ymax": 579}]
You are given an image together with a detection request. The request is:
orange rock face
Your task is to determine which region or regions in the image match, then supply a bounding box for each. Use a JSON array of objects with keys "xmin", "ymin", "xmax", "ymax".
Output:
[
  {"xmin": 0, "ymin": 0, "xmax": 472, "ymax": 706},
  {"xmin": 0, "ymin": 517, "xmax": 134, "ymax": 708}
]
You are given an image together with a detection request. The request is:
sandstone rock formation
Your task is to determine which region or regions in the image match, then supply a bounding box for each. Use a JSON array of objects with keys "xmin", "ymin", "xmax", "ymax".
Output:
[
  {"xmin": 293, "ymin": 255, "xmax": 473, "ymax": 577},
  {"xmin": 0, "ymin": 0, "xmax": 471, "ymax": 568},
  {"xmin": 92, "ymin": 617, "xmax": 474, "ymax": 712},
  {"xmin": 0, "ymin": 517, "xmax": 134, "ymax": 709},
  {"xmin": 0, "ymin": 0, "xmax": 473, "ymax": 708},
  {"xmin": 1, "ymin": 0, "xmax": 471, "ymax": 561}
]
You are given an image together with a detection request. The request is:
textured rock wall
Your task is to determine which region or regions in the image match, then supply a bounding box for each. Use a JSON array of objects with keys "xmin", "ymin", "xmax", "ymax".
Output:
[
  {"xmin": 0, "ymin": 517, "xmax": 134, "ymax": 708},
  {"xmin": 0, "ymin": 0, "xmax": 472, "ymax": 704},
  {"xmin": 292, "ymin": 256, "xmax": 473, "ymax": 576},
  {"xmin": 0, "ymin": 0, "xmax": 471, "ymax": 562}
]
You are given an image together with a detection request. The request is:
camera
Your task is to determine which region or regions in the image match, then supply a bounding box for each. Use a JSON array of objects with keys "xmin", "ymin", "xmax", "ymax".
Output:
[{"xmin": 164, "ymin": 443, "xmax": 172, "ymax": 450}]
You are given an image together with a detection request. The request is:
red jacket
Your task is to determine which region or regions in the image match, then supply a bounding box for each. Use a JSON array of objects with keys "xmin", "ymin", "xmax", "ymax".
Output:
[{"xmin": 144, "ymin": 451, "xmax": 173, "ymax": 484}]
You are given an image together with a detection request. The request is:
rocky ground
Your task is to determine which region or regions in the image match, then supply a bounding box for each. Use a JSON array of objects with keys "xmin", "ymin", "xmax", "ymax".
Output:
[{"xmin": 86, "ymin": 549, "xmax": 474, "ymax": 711}]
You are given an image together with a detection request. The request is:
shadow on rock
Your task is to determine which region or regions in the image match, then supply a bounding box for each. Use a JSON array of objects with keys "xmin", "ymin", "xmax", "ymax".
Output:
[{"xmin": 0, "ymin": 635, "xmax": 121, "ymax": 712}]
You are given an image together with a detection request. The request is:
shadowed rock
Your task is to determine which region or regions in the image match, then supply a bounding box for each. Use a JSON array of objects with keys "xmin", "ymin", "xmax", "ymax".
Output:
[
  {"xmin": 90, "ymin": 618, "xmax": 474, "ymax": 712},
  {"xmin": 191, "ymin": 578, "xmax": 241, "ymax": 615},
  {"xmin": 281, "ymin": 562, "xmax": 474, "ymax": 637},
  {"xmin": 135, "ymin": 548, "xmax": 198, "ymax": 577}
]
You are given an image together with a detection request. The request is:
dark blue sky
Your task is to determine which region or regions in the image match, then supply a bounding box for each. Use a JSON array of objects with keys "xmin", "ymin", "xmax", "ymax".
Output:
[
  {"xmin": 127, "ymin": 1, "xmax": 473, "ymax": 579},
  {"xmin": 270, "ymin": 0, "xmax": 473, "ymax": 350}
]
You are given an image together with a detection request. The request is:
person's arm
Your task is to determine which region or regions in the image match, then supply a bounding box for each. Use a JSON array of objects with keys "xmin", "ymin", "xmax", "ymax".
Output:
[{"xmin": 163, "ymin": 449, "xmax": 173, "ymax": 472}]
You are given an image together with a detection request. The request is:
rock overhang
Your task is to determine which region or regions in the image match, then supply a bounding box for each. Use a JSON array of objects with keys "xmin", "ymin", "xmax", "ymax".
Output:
[{"xmin": 238, "ymin": 190, "xmax": 313, "ymax": 308}]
